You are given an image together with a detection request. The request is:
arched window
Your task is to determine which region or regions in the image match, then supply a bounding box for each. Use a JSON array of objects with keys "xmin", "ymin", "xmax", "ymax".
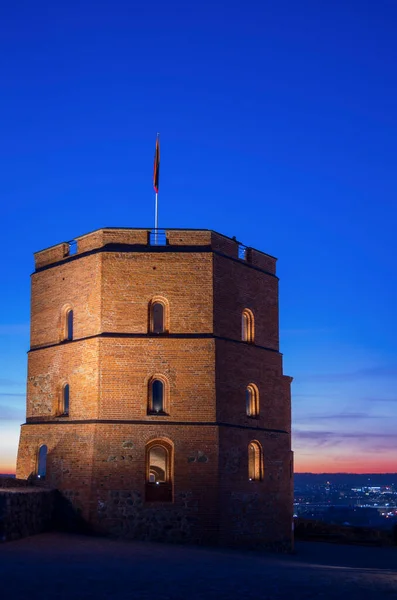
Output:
[
  {"xmin": 62, "ymin": 384, "xmax": 69, "ymax": 416},
  {"xmin": 146, "ymin": 440, "xmax": 173, "ymax": 502},
  {"xmin": 60, "ymin": 306, "xmax": 74, "ymax": 342},
  {"xmin": 248, "ymin": 441, "xmax": 264, "ymax": 481},
  {"xmin": 151, "ymin": 302, "xmax": 164, "ymax": 333},
  {"xmin": 67, "ymin": 309, "xmax": 73, "ymax": 340},
  {"xmin": 62, "ymin": 308, "xmax": 74, "ymax": 341},
  {"xmin": 148, "ymin": 445, "xmax": 167, "ymax": 483},
  {"xmin": 241, "ymin": 309, "xmax": 254, "ymax": 343},
  {"xmin": 148, "ymin": 378, "xmax": 166, "ymax": 414},
  {"xmin": 246, "ymin": 384, "xmax": 259, "ymax": 417},
  {"xmin": 148, "ymin": 297, "xmax": 169, "ymax": 334},
  {"xmin": 37, "ymin": 445, "xmax": 48, "ymax": 479}
]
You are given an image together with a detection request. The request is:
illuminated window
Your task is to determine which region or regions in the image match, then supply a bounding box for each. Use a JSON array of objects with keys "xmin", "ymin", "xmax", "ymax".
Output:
[
  {"xmin": 37, "ymin": 445, "xmax": 48, "ymax": 479},
  {"xmin": 148, "ymin": 445, "xmax": 167, "ymax": 483},
  {"xmin": 61, "ymin": 384, "xmax": 69, "ymax": 416},
  {"xmin": 145, "ymin": 440, "xmax": 173, "ymax": 502},
  {"xmin": 246, "ymin": 384, "xmax": 259, "ymax": 417},
  {"xmin": 241, "ymin": 309, "xmax": 254, "ymax": 343},
  {"xmin": 148, "ymin": 378, "xmax": 167, "ymax": 414},
  {"xmin": 248, "ymin": 441, "xmax": 264, "ymax": 481}
]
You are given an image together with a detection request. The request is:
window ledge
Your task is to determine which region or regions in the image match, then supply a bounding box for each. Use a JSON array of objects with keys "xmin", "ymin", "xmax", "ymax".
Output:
[
  {"xmin": 148, "ymin": 331, "xmax": 169, "ymax": 336},
  {"xmin": 147, "ymin": 411, "xmax": 169, "ymax": 417},
  {"xmin": 146, "ymin": 481, "xmax": 169, "ymax": 486},
  {"xmin": 145, "ymin": 481, "xmax": 173, "ymax": 502}
]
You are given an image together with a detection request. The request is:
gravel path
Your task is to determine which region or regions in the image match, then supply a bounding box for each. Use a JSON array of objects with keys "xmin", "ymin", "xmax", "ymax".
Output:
[{"xmin": 1, "ymin": 533, "xmax": 396, "ymax": 599}]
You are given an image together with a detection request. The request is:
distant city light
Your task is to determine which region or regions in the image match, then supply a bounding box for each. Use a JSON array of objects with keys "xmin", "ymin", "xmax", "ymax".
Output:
[{"xmin": 294, "ymin": 474, "xmax": 397, "ymax": 531}]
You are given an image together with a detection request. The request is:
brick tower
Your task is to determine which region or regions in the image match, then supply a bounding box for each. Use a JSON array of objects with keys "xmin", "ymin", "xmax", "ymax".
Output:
[{"xmin": 16, "ymin": 228, "xmax": 293, "ymax": 549}]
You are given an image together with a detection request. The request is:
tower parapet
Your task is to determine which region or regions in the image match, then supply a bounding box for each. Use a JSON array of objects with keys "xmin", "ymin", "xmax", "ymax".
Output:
[{"xmin": 34, "ymin": 228, "xmax": 277, "ymax": 274}]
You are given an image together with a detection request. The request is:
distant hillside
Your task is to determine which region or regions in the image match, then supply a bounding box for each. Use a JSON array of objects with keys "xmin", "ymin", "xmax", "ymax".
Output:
[
  {"xmin": 0, "ymin": 474, "xmax": 15, "ymax": 478},
  {"xmin": 295, "ymin": 473, "xmax": 397, "ymax": 486}
]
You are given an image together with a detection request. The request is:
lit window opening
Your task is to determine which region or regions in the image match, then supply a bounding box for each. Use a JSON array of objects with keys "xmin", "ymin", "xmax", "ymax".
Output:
[
  {"xmin": 246, "ymin": 384, "xmax": 259, "ymax": 417},
  {"xmin": 145, "ymin": 440, "xmax": 173, "ymax": 502},
  {"xmin": 248, "ymin": 441, "xmax": 264, "ymax": 481},
  {"xmin": 242, "ymin": 309, "xmax": 254, "ymax": 343},
  {"xmin": 148, "ymin": 378, "xmax": 167, "ymax": 414}
]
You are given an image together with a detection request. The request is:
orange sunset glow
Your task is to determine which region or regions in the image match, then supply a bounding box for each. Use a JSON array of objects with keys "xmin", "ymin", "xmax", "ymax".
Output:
[{"xmin": 295, "ymin": 455, "xmax": 397, "ymax": 475}]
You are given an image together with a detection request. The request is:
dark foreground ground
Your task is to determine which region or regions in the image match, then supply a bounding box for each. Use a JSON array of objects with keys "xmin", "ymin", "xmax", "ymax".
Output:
[{"xmin": 1, "ymin": 533, "xmax": 396, "ymax": 599}]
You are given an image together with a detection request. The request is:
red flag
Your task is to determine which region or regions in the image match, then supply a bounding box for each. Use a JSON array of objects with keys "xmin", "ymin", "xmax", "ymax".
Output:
[{"xmin": 153, "ymin": 135, "xmax": 160, "ymax": 193}]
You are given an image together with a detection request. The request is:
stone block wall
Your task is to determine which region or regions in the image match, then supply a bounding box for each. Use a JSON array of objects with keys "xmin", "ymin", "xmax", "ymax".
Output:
[
  {"xmin": 0, "ymin": 477, "xmax": 30, "ymax": 489},
  {"xmin": 0, "ymin": 489, "xmax": 55, "ymax": 542}
]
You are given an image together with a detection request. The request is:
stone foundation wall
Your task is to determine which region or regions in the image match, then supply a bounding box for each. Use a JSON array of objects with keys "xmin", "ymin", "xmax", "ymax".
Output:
[
  {"xmin": 95, "ymin": 489, "xmax": 203, "ymax": 544},
  {"xmin": 0, "ymin": 477, "xmax": 31, "ymax": 489},
  {"xmin": 90, "ymin": 423, "xmax": 220, "ymax": 546},
  {"xmin": 0, "ymin": 489, "xmax": 55, "ymax": 542}
]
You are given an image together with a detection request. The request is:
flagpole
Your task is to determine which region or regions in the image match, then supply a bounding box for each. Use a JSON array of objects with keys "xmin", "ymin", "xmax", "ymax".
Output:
[
  {"xmin": 153, "ymin": 133, "xmax": 160, "ymax": 245},
  {"xmin": 155, "ymin": 191, "xmax": 158, "ymax": 244}
]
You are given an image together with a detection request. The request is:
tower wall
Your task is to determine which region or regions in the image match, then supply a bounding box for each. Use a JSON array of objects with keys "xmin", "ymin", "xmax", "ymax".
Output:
[
  {"xmin": 97, "ymin": 337, "xmax": 215, "ymax": 421},
  {"xmin": 16, "ymin": 422, "xmax": 96, "ymax": 521},
  {"xmin": 215, "ymin": 340, "xmax": 290, "ymax": 433},
  {"xmin": 213, "ymin": 249, "xmax": 292, "ymax": 548},
  {"xmin": 30, "ymin": 253, "xmax": 102, "ymax": 349},
  {"xmin": 26, "ymin": 339, "xmax": 100, "ymax": 421},
  {"xmin": 213, "ymin": 252, "xmax": 279, "ymax": 349},
  {"xmin": 101, "ymin": 252, "xmax": 213, "ymax": 334},
  {"xmin": 218, "ymin": 426, "xmax": 293, "ymax": 549}
]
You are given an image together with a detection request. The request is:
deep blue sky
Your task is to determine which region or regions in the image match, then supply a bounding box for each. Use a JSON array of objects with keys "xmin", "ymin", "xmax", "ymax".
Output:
[{"xmin": 1, "ymin": 0, "xmax": 397, "ymax": 472}]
